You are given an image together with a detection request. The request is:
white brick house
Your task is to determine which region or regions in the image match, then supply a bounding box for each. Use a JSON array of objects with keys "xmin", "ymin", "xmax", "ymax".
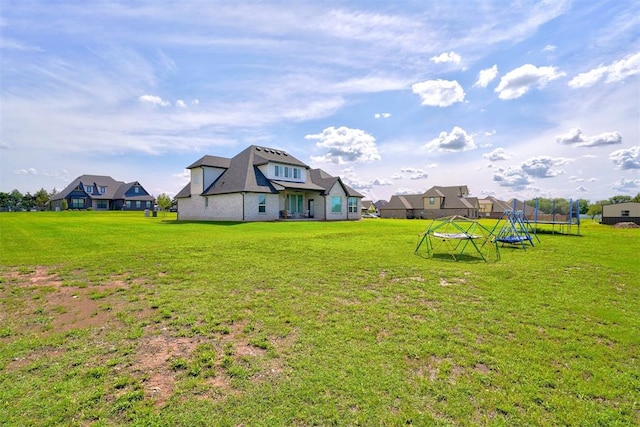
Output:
[{"xmin": 176, "ymin": 146, "xmax": 363, "ymax": 221}]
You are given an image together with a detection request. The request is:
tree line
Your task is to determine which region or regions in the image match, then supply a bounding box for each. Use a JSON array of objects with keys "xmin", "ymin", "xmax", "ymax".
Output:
[{"xmin": 525, "ymin": 194, "xmax": 640, "ymax": 219}]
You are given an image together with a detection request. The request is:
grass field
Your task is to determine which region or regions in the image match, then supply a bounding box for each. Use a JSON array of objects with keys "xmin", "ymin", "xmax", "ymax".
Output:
[{"xmin": 0, "ymin": 211, "xmax": 638, "ymax": 426}]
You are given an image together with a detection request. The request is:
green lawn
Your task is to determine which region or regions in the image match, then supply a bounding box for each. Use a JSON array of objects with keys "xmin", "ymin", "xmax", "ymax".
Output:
[{"xmin": 1, "ymin": 211, "xmax": 638, "ymax": 426}]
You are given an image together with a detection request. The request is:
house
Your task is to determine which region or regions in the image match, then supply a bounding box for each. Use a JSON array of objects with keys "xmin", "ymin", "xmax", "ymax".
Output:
[
  {"xmin": 378, "ymin": 194, "xmax": 425, "ymax": 219},
  {"xmin": 380, "ymin": 185, "xmax": 479, "ymax": 219},
  {"xmin": 601, "ymin": 202, "xmax": 640, "ymax": 226},
  {"xmin": 361, "ymin": 200, "xmax": 374, "ymax": 215},
  {"xmin": 423, "ymin": 186, "xmax": 479, "ymax": 219},
  {"xmin": 50, "ymin": 175, "xmax": 155, "ymax": 211},
  {"xmin": 175, "ymin": 145, "xmax": 364, "ymax": 221},
  {"xmin": 479, "ymin": 197, "xmax": 537, "ymax": 218}
]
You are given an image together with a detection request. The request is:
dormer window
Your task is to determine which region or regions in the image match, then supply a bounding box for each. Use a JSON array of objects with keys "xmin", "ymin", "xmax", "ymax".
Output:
[
  {"xmin": 85, "ymin": 185, "xmax": 92, "ymax": 194},
  {"xmin": 100, "ymin": 186, "xmax": 106, "ymax": 194},
  {"xmin": 134, "ymin": 186, "xmax": 140, "ymax": 193}
]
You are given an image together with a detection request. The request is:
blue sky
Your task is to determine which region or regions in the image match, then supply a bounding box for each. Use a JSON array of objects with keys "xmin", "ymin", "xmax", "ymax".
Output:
[{"xmin": 1, "ymin": 0, "xmax": 639, "ymax": 203}]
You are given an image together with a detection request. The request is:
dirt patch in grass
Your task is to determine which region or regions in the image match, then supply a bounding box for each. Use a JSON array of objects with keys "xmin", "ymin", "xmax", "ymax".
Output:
[
  {"xmin": 613, "ymin": 222, "xmax": 639, "ymax": 229},
  {"xmin": 133, "ymin": 321, "xmax": 296, "ymax": 407},
  {"xmin": 1, "ymin": 266, "xmax": 126, "ymax": 335}
]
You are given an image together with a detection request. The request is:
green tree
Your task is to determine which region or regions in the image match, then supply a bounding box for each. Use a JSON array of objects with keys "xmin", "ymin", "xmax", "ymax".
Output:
[
  {"xmin": 34, "ymin": 188, "xmax": 50, "ymax": 210},
  {"xmin": 609, "ymin": 194, "xmax": 631, "ymax": 204},
  {"xmin": 22, "ymin": 192, "xmax": 36, "ymax": 210},
  {"xmin": 577, "ymin": 198, "xmax": 590, "ymax": 214},
  {"xmin": 8, "ymin": 189, "xmax": 23, "ymax": 211},
  {"xmin": 632, "ymin": 192, "xmax": 640, "ymax": 203},
  {"xmin": 156, "ymin": 193, "xmax": 172, "ymax": 217},
  {"xmin": 587, "ymin": 203, "xmax": 602, "ymax": 220}
]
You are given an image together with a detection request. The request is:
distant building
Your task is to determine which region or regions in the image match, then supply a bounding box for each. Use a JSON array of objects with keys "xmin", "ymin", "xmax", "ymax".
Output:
[
  {"xmin": 380, "ymin": 185, "xmax": 479, "ymax": 219},
  {"xmin": 601, "ymin": 202, "xmax": 640, "ymax": 226},
  {"xmin": 50, "ymin": 175, "xmax": 154, "ymax": 211}
]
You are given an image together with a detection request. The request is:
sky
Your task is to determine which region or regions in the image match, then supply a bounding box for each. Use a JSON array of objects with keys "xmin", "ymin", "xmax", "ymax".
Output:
[{"xmin": 1, "ymin": 0, "xmax": 639, "ymax": 203}]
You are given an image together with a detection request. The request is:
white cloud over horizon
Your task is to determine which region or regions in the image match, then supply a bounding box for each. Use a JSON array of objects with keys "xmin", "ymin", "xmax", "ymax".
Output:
[
  {"xmin": 411, "ymin": 79, "xmax": 465, "ymax": 107},
  {"xmin": 473, "ymin": 65, "xmax": 499, "ymax": 88},
  {"xmin": 495, "ymin": 64, "xmax": 565, "ymax": 99},
  {"xmin": 568, "ymin": 52, "xmax": 640, "ymax": 88},
  {"xmin": 306, "ymin": 126, "xmax": 381, "ymax": 164},
  {"xmin": 425, "ymin": 127, "xmax": 476, "ymax": 152},
  {"xmin": 556, "ymin": 128, "xmax": 623, "ymax": 147}
]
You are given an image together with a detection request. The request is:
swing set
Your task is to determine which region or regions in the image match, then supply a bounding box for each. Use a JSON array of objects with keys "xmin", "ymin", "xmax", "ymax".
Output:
[{"xmin": 490, "ymin": 209, "xmax": 540, "ymax": 250}]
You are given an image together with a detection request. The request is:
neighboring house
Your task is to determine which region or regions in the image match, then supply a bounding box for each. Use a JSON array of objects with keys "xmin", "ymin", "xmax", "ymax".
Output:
[
  {"xmin": 380, "ymin": 185, "xmax": 479, "ymax": 219},
  {"xmin": 50, "ymin": 175, "xmax": 155, "ymax": 211},
  {"xmin": 374, "ymin": 200, "xmax": 388, "ymax": 212},
  {"xmin": 601, "ymin": 202, "xmax": 640, "ymax": 225},
  {"xmin": 361, "ymin": 200, "xmax": 374, "ymax": 215},
  {"xmin": 175, "ymin": 145, "xmax": 364, "ymax": 221},
  {"xmin": 479, "ymin": 197, "xmax": 536, "ymax": 218},
  {"xmin": 379, "ymin": 194, "xmax": 425, "ymax": 219}
]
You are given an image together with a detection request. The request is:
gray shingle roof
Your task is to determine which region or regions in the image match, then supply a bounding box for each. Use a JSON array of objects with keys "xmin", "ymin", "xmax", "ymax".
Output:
[
  {"xmin": 179, "ymin": 146, "xmax": 363, "ymax": 198},
  {"xmin": 51, "ymin": 175, "xmax": 153, "ymax": 201}
]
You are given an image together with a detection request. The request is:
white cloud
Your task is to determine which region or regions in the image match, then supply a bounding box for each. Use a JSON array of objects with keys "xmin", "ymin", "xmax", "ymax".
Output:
[
  {"xmin": 411, "ymin": 79, "xmax": 465, "ymax": 107},
  {"xmin": 483, "ymin": 148, "xmax": 510, "ymax": 161},
  {"xmin": 495, "ymin": 64, "xmax": 565, "ymax": 99},
  {"xmin": 400, "ymin": 167, "xmax": 428, "ymax": 180},
  {"xmin": 473, "ymin": 65, "xmax": 498, "ymax": 88},
  {"xmin": 521, "ymin": 156, "xmax": 571, "ymax": 178},
  {"xmin": 396, "ymin": 187, "xmax": 421, "ymax": 195},
  {"xmin": 139, "ymin": 95, "xmax": 171, "ymax": 107},
  {"xmin": 493, "ymin": 166, "xmax": 534, "ymax": 189},
  {"xmin": 374, "ymin": 113, "xmax": 391, "ymax": 119},
  {"xmin": 569, "ymin": 52, "xmax": 640, "ymax": 88},
  {"xmin": 14, "ymin": 168, "xmax": 69, "ymax": 179},
  {"xmin": 543, "ymin": 44, "xmax": 557, "ymax": 52},
  {"xmin": 575, "ymin": 185, "xmax": 588, "ymax": 193},
  {"xmin": 176, "ymin": 100, "xmax": 187, "ymax": 108},
  {"xmin": 306, "ymin": 126, "xmax": 381, "ymax": 164},
  {"xmin": 430, "ymin": 51, "xmax": 461, "ymax": 65},
  {"xmin": 612, "ymin": 178, "xmax": 640, "ymax": 192},
  {"xmin": 609, "ymin": 145, "xmax": 640, "ymax": 170},
  {"xmin": 192, "ymin": 99, "xmax": 199, "ymax": 105},
  {"xmin": 425, "ymin": 126, "xmax": 476, "ymax": 152},
  {"xmin": 15, "ymin": 168, "xmax": 38, "ymax": 175},
  {"xmin": 556, "ymin": 128, "xmax": 622, "ymax": 147}
]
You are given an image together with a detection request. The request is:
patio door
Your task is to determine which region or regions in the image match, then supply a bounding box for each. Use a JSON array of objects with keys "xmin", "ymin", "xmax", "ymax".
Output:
[{"xmin": 286, "ymin": 194, "xmax": 303, "ymax": 214}]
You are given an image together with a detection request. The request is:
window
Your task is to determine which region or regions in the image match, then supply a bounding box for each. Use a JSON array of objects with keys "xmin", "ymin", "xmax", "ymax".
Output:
[
  {"xmin": 205, "ymin": 197, "xmax": 209, "ymax": 208},
  {"xmin": 71, "ymin": 197, "xmax": 84, "ymax": 208},
  {"xmin": 258, "ymin": 194, "xmax": 266, "ymax": 213},
  {"xmin": 126, "ymin": 201, "xmax": 131, "ymax": 209},
  {"xmin": 284, "ymin": 167, "xmax": 290, "ymax": 178},
  {"xmin": 274, "ymin": 165, "xmax": 281, "ymax": 177},
  {"xmin": 621, "ymin": 210, "xmax": 630, "ymax": 217},
  {"xmin": 134, "ymin": 187, "xmax": 140, "ymax": 194},
  {"xmin": 348, "ymin": 197, "xmax": 358, "ymax": 213},
  {"xmin": 429, "ymin": 197, "xmax": 435, "ymax": 205},
  {"xmin": 100, "ymin": 186, "xmax": 106, "ymax": 194},
  {"xmin": 85, "ymin": 186, "xmax": 92, "ymax": 194},
  {"xmin": 97, "ymin": 200, "xmax": 107, "ymax": 209},
  {"xmin": 136, "ymin": 201, "xmax": 141, "ymax": 208},
  {"xmin": 331, "ymin": 196, "xmax": 342, "ymax": 213},
  {"xmin": 293, "ymin": 168, "xmax": 300, "ymax": 179}
]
